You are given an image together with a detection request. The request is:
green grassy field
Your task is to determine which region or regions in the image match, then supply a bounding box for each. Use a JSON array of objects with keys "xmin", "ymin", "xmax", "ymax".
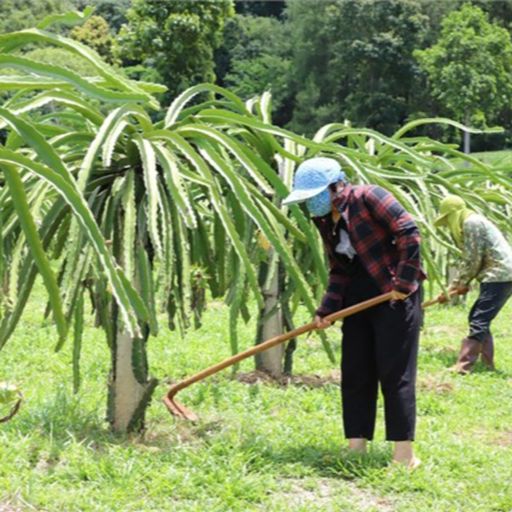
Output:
[
  {"xmin": 1, "ymin": 284, "xmax": 511, "ymax": 512},
  {"xmin": 472, "ymin": 149, "xmax": 512, "ymax": 167}
]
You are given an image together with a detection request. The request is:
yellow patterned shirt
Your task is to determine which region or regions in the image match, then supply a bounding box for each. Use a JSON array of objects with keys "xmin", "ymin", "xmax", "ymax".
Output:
[{"xmin": 453, "ymin": 214, "xmax": 512, "ymax": 286}]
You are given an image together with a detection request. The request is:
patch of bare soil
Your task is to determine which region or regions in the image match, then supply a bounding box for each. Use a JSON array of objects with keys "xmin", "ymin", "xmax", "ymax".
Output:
[
  {"xmin": 346, "ymin": 480, "xmax": 396, "ymax": 512},
  {"xmin": 0, "ymin": 502, "xmax": 23, "ymax": 512},
  {"xmin": 471, "ymin": 428, "xmax": 512, "ymax": 447},
  {"xmin": 494, "ymin": 431, "xmax": 512, "ymax": 447},
  {"xmin": 235, "ymin": 369, "xmax": 341, "ymax": 389},
  {"xmin": 139, "ymin": 418, "xmax": 225, "ymax": 449},
  {"xmin": 272, "ymin": 477, "xmax": 395, "ymax": 512},
  {"xmin": 417, "ymin": 376, "xmax": 454, "ymax": 394}
]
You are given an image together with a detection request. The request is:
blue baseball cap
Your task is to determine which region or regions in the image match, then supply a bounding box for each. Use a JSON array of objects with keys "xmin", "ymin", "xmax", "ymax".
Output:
[{"xmin": 282, "ymin": 157, "xmax": 345, "ymax": 205}]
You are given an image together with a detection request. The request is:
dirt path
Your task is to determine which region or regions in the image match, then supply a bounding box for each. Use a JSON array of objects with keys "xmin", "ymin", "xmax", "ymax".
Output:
[{"xmin": 265, "ymin": 477, "xmax": 396, "ymax": 512}]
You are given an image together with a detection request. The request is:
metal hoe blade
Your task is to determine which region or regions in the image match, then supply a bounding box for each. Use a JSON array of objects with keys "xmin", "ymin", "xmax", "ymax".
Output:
[{"xmin": 163, "ymin": 394, "xmax": 199, "ymax": 422}]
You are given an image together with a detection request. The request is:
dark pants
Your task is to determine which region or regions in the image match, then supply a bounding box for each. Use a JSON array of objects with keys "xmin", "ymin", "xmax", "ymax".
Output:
[
  {"xmin": 341, "ymin": 270, "xmax": 422, "ymax": 441},
  {"xmin": 468, "ymin": 281, "xmax": 512, "ymax": 342}
]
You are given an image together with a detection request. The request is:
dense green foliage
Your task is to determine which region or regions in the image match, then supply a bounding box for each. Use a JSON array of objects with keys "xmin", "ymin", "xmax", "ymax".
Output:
[
  {"xmin": 117, "ymin": 0, "xmax": 234, "ymax": 102},
  {"xmin": 234, "ymin": 0, "xmax": 285, "ymax": 18},
  {"xmin": 1, "ymin": 0, "xmax": 512, "ymax": 430},
  {"xmin": 1, "ymin": 0, "xmax": 512, "ymax": 148},
  {"xmin": 73, "ymin": 0, "xmax": 130, "ymax": 31},
  {"xmin": 285, "ymin": 0, "xmax": 432, "ymax": 135},
  {"xmin": 0, "ymin": 0, "xmax": 73, "ymax": 32},
  {"xmin": 416, "ymin": 4, "xmax": 512, "ymax": 127},
  {"xmin": 221, "ymin": 0, "xmax": 512, "ymax": 147},
  {"xmin": 70, "ymin": 15, "xmax": 116, "ymax": 63},
  {"xmin": 218, "ymin": 14, "xmax": 292, "ymax": 126}
]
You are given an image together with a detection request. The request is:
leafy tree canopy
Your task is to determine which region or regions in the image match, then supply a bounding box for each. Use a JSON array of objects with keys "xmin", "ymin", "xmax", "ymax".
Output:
[
  {"xmin": 117, "ymin": 0, "xmax": 234, "ymax": 102},
  {"xmin": 234, "ymin": 0, "xmax": 285, "ymax": 18},
  {"xmin": 415, "ymin": 3, "xmax": 512, "ymax": 126},
  {"xmin": 72, "ymin": 0, "xmax": 130, "ymax": 31},
  {"xmin": 70, "ymin": 14, "xmax": 116, "ymax": 63},
  {"xmin": 285, "ymin": 0, "xmax": 432, "ymax": 135},
  {"xmin": 218, "ymin": 14, "xmax": 292, "ymax": 125}
]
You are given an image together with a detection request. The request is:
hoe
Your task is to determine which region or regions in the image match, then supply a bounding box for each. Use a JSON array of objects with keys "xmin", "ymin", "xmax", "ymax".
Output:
[{"xmin": 164, "ymin": 289, "xmax": 460, "ymax": 421}]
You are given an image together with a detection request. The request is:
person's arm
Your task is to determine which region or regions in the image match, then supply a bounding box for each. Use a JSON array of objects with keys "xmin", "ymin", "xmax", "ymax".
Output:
[
  {"xmin": 315, "ymin": 260, "xmax": 351, "ymax": 320},
  {"xmin": 311, "ymin": 217, "xmax": 351, "ymax": 324},
  {"xmin": 364, "ymin": 186, "xmax": 422, "ymax": 294},
  {"xmin": 450, "ymin": 219, "xmax": 484, "ymax": 288}
]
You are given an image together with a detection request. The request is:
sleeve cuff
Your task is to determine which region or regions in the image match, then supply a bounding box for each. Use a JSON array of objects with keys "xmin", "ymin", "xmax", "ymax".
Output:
[
  {"xmin": 315, "ymin": 307, "xmax": 330, "ymax": 318},
  {"xmin": 392, "ymin": 278, "xmax": 416, "ymax": 294}
]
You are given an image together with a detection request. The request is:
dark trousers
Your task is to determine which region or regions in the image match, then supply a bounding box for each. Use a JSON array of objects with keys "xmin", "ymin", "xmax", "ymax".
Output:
[
  {"xmin": 341, "ymin": 271, "xmax": 421, "ymax": 441},
  {"xmin": 468, "ymin": 281, "xmax": 512, "ymax": 342}
]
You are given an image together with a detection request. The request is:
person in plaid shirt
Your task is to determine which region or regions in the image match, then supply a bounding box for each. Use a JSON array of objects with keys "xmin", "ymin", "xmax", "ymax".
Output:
[{"xmin": 283, "ymin": 157, "xmax": 425, "ymax": 469}]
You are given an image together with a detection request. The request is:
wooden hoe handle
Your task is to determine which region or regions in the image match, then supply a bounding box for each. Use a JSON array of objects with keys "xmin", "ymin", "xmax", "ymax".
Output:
[
  {"xmin": 421, "ymin": 289, "xmax": 462, "ymax": 309},
  {"xmin": 164, "ymin": 286, "xmax": 467, "ymax": 421},
  {"xmin": 165, "ymin": 291, "xmax": 394, "ymax": 399}
]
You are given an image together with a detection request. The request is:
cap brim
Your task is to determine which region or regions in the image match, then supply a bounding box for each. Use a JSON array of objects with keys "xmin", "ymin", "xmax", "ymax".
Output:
[
  {"xmin": 434, "ymin": 212, "xmax": 449, "ymax": 226},
  {"xmin": 282, "ymin": 185, "xmax": 327, "ymax": 205}
]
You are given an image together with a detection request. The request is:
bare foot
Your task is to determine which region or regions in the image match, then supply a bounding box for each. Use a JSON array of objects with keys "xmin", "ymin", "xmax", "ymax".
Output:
[
  {"xmin": 392, "ymin": 456, "xmax": 422, "ymax": 470},
  {"xmin": 392, "ymin": 441, "xmax": 420, "ymax": 469},
  {"xmin": 408, "ymin": 456, "xmax": 422, "ymax": 470}
]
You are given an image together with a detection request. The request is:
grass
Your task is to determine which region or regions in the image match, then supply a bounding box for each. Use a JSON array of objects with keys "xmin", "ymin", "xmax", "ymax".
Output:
[
  {"xmin": 471, "ymin": 149, "xmax": 512, "ymax": 167},
  {"xmin": 1, "ymin": 284, "xmax": 512, "ymax": 511}
]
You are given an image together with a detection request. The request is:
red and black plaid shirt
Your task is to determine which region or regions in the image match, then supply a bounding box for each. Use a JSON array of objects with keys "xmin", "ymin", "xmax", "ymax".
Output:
[{"xmin": 313, "ymin": 184, "xmax": 425, "ymax": 317}]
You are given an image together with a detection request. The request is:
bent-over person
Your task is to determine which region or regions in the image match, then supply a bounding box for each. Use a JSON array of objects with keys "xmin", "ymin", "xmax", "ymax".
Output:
[{"xmin": 283, "ymin": 157, "xmax": 425, "ymax": 469}]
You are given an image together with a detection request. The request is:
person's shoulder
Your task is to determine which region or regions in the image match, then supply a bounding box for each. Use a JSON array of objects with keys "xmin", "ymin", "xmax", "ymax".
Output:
[
  {"xmin": 465, "ymin": 213, "xmax": 494, "ymax": 235},
  {"xmin": 357, "ymin": 184, "xmax": 389, "ymax": 197},
  {"xmin": 359, "ymin": 185, "xmax": 401, "ymax": 205},
  {"xmin": 348, "ymin": 185, "xmax": 371, "ymax": 202},
  {"xmin": 465, "ymin": 213, "xmax": 487, "ymax": 227}
]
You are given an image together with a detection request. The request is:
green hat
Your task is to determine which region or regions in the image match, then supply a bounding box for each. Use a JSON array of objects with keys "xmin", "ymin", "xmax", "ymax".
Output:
[{"xmin": 434, "ymin": 195, "xmax": 466, "ymax": 226}]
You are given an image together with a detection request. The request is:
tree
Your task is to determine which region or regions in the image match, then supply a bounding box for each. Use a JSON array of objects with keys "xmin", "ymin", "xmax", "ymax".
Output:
[
  {"xmin": 0, "ymin": 26, "xmax": 329, "ymax": 431},
  {"xmin": 415, "ymin": 4, "xmax": 512, "ymax": 153},
  {"xmin": 70, "ymin": 15, "xmax": 117, "ymax": 63},
  {"xmin": 334, "ymin": 0, "xmax": 432, "ymax": 135},
  {"xmin": 286, "ymin": 0, "xmax": 432, "ymax": 136},
  {"xmin": 117, "ymin": 0, "xmax": 234, "ymax": 103},
  {"xmin": 283, "ymin": 0, "xmax": 338, "ymax": 134},
  {"xmin": 472, "ymin": 0, "xmax": 512, "ymax": 28}
]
